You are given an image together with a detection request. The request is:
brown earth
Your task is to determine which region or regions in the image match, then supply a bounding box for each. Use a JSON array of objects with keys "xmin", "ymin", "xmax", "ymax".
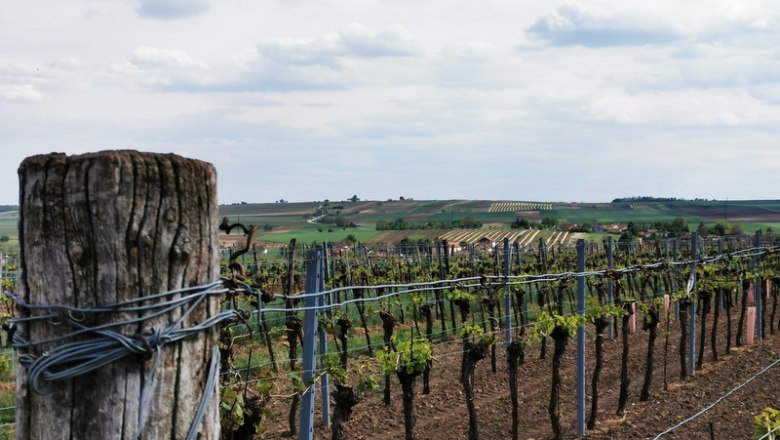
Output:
[
  {"xmin": 261, "ymin": 307, "xmax": 780, "ymax": 440},
  {"xmin": 680, "ymin": 206, "xmax": 780, "ymax": 223}
]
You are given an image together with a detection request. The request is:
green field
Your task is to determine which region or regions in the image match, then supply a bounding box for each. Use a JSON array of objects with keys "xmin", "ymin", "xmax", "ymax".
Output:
[
  {"xmin": 0, "ymin": 211, "xmax": 17, "ymax": 241},
  {"xmin": 257, "ymin": 225, "xmax": 379, "ymax": 245},
  {"xmin": 1, "ymin": 199, "xmax": 778, "ymax": 248}
]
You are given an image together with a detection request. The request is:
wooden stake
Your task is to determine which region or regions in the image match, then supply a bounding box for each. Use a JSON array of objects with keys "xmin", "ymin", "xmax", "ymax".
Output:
[{"xmin": 16, "ymin": 150, "xmax": 220, "ymax": 440}]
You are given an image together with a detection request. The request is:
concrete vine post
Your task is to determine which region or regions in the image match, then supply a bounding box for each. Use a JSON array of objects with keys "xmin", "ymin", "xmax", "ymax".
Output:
[{"xmin": 16, "ymin": 151, "xmax": 221, "ymax": 439}]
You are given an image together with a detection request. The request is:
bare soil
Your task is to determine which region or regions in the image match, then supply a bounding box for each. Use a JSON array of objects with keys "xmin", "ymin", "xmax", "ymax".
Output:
[{"xmin": 262, "ymin": 309, "xmax": 780, "ymax": 440}]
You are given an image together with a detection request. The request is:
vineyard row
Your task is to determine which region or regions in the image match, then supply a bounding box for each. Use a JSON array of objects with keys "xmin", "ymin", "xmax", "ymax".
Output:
[{"xmin": 210, "ymin": 232, "xmax": 780, "ymax": 440}]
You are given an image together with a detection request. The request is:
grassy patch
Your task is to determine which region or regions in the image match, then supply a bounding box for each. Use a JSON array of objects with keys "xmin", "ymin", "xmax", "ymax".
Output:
[
  {"xmin": 257, "ymin": 226, "xmax": 378, "ymax": 245},
  {"xmin": 0, "ymin": 390, "xmax": 14, "ymax": 425}
]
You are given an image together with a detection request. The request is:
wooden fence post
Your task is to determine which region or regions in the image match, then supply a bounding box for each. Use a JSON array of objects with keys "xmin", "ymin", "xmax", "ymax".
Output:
[{"xmin": 16, "ymin": 150, "xmax": 220, "ymax": 439}]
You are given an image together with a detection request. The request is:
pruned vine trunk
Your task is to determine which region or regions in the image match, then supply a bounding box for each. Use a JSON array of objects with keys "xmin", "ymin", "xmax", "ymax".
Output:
[
  {"xmin": 679, "ymin": 300, "xmax": 689, "ymax": 380},
  {"xmin": 736, "ymin": 280, "xmax": 749, "ymax": 347},
  {"xmin": 461, "ymin": 340, "xmax": 490, "ymax": 440},
  {"xmin": 725, "ymin": 287, "xmax": 733, "ymax": 353},
  {"xmin": 420, "ymin": 305, "xmax": 433, "ymax": 394},
  {"xmin": 588, "ymin": 317, "xmax": 608, "ymax": 429},
  {"xmin": 331, "ymin": 384, "xmax": 359, "ymax": 440},
  {"xmin": 380, "ymin": 309, "xmax": 396, "ymax": 405},
  {"xmin": 397, "ymin": 371, "xmax": 419, "ymax": 440},
  {"xmin": 507, "ymin": 341, "xmax": 523, "ymax": 440},
  {"xmin": 549, "ymin": 326, "xmax": 569, "ymax": 440},
  {"xmin": 697, "ymin": 292, "xmax": 710, "ymax": 370},
  {"xmin": 336, "ymin": 316, "xmax": 352, "ymax": 371},
  {"xmin": 640, "ymin": 306, "xmax": 659, "ymax": 401},
  {"xmin": 711, "ymin": 287, "xmax": 721, "ymax": 362},
  {"xmin": 617, "ymin": 305, "xmax": 632, "ymax": 415}
]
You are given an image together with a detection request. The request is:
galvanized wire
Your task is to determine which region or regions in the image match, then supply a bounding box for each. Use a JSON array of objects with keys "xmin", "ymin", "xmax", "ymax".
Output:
[{"xmin": 7, "ymin": 280, "xmax": 238, "ymax": 440}]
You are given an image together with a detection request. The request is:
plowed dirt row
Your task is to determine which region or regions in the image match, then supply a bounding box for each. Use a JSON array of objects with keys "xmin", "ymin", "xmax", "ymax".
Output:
[{"xmin": 263, "ymin": 307, "xmax": 780, "ymax": 440}]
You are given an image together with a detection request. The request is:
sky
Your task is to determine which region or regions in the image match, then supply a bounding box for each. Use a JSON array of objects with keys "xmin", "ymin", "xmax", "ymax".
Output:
[{"xmin": 1, "ymin": 0, "xmax": 780, "ymax": 205}]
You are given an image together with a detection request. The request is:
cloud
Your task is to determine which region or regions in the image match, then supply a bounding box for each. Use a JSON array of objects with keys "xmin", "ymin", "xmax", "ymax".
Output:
[
  {"xmin": 135, "ymin": 0, "xmax": 210, "ymax": 20},
  {"xmin": 585, "ymin": 89, "xmax": 780, "ymax": 127},
  {"xmin": 440, "ymin": 41, "xmax": 497, "ymax": 61},
  {"xmin": 257, "ymin": 23, "xmax": 418, "ymax": 66},
  {"xmin": 527, "ymin": 2, "xmax": 679, "ymax": 47},
  {"xmin": 339, "ymin": 23, "xmax": 418, "ymax": 57},
  {"xmin": 116, "ymin": 24, "xmax": 421, "ymax": 92},
  {"xmin": 129, "ymin": 47, "xmax": 197, "ymax": 68},
  {"xmin": 0, "ymin": 84, "xmax": 42, "ymax": 101},
  {"xmin": 257, "ymin": 35, "xmax": 345, "ymax": 67}
]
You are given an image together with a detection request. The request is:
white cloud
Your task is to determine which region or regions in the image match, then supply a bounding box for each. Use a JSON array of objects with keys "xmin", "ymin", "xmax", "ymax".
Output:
[
  {"xmin": 527, "ymin": 1, "xmax": 780, "ymax": 48},
  {"xmin": 586, "ymin": 89, "xmax": 780, "ymax": 127},
  {"xmin": 528, "ymin": 2, "xmax": 680, "ymax": 46},
  {"xmin": 338, "ymin": 23, "xmax": 418, "ymax": 57},
  {"xmin": 0, "ymin": 84, "xmax": 42, "ymax": 101},
  {"xmin": 257, "ymin": 23, "xmax": 419, "ymax": 66},
  {"xmin": 440, "ymin": 41, "xmax": 498, "ymax": 61},
  {"xmin": 114, "ymin": 24, "xmax": 422, "ymax": 92},
  {"xmin": 129, "ymin": 47, "xmax": 197, "ymax": 68},
  {"xmin": 257, "ymin": 34, "xmax": 346, "ymax": 67}
]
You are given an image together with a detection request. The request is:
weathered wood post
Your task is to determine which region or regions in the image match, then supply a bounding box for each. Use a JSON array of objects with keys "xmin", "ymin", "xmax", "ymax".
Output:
[{"xmin": 16, "ymin": 150, "xmax": 220, "ymax": 439}]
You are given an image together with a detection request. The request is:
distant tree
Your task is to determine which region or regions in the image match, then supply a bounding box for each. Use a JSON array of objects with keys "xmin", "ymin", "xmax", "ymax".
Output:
[
  {"xmin": 0, "ymin": 235, "xmax": 8, "ymax": 242},
  {"xmin": 511, "ymin": 218, "xmax": 531, "ymax": 229},
  {"xmin": 617, "ymin": 232, "xmax": 635, "ymax": 250},
  {"xmin": 391, "ymin": 218, "xmax": 409, "ymax": 230},
  {"xmin": 417, "ymin": 237, "xmax": 432, "ymax": 247},
  {"xmin": 461, "ymin": 217, "xmax": 480, "ymax": 229},
  {"xmin": 344, "ymin": 234, "xmax": 357, "ymax": 245},
  {"xmin": 399, "ymin": 196, "xmax": 405, "ymax": 201},
  {"xmin": 541, "ymin": 217, "xmax": 558, "ymax": 229},
  {"xmin": 670, "ymin": 218, "xmax": 688, "ymax": 237},
  {"xmin": 612, "ymin": 196, "xmax": 681, "ymax": 203},
  {"xmin": 626, "ymin": 222, "xmax": 640, "ymax": 236},
  {"xmin": 262, "ymin": 223, "xmax": 273, "ymax": 231},
  {"xmin": 349, "ymin": 195, "xmax": 360, "ymax": 204}
]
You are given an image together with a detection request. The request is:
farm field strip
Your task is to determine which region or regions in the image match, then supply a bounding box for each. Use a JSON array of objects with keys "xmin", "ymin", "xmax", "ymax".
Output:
[
  {"xmin": 488, "ymin": 202, "xmax": 554, "ymax": 212},
  {"xmin": 546, "ymin": 230, "xmax": 564, "ymax": 246},
  {"xmin": 439, "ymin": 229, "xmax": 528, "ymax": 245},
  {"xmin": 439, "ymin": 229, "xmax": 480, "ymax": 243},
  {"xmin": 518, "ymin": 229, "xmax": 539, "ymax": 246}
]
